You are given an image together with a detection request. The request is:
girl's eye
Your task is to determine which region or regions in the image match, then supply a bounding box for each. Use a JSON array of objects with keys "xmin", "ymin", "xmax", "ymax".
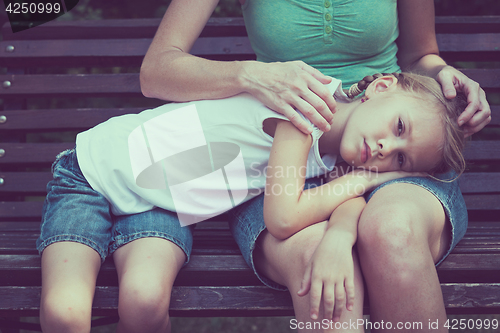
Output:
[
  {"xmin": 398, "ymin": 152, "xmax": 405, "ymax": 168},
  {"xmin": 398, "ymin": 118, "xmax": 404, "ymax": 136}
]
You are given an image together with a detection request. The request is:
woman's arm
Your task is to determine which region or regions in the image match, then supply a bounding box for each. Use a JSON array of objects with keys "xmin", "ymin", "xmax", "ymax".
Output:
[
  {"xmin": 140, "ymin": 0, "xmax": 336, "ymax": 133},
  {"xmin": 397, "ymin": 0, "xmax": 491, "ymax": 136},
  {"xmin": 263, "ymin": 120, "xmax": 423, "ymax": 240}
]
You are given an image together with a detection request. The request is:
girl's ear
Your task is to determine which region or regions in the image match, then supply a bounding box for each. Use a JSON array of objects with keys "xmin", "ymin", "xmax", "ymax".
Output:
[{"xmin": 364, "ymin": 75, "xmax": 398, "ymax": 99}]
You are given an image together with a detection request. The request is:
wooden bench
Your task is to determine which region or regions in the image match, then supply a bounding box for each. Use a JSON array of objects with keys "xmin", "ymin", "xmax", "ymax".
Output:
[{"xmin": 1, "ymin": 16, "xmax": 499, "ymax": 331}]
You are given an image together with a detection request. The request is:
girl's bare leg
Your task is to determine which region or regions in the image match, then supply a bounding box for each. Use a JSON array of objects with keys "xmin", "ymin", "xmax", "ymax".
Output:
[
  {"xmin": 255, "ymin": 222, "xmax": 365, "ymax": 333},
  {"xmin": 113, "ymin": 237, "xmax": 186, "ymax": 333},
  {"xmin": 357, "ymin": 183, "xmax": 451, "ymax": 333},
  {"xmin": 40, "ymin": 242, "xmax": 101, "ymax": 333}
]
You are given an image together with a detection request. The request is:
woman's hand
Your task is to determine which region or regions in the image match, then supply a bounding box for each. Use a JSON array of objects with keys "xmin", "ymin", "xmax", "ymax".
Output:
[
  {"xmin": 298, "ymin": 232, "xmax": 355, "ymax": 322},
  {"xmin": 436, "ymin": 65, "xmax": 491, "ymax": 137},
  {"xmin": 241, "ymin": 61, "xmax": 337, "ymax": 134}
]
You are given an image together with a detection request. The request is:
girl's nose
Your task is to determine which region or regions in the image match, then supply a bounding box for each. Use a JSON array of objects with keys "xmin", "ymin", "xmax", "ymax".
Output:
[{"xmin": 377, "ymin": 139, "xmax": 395, "ymax": 158}]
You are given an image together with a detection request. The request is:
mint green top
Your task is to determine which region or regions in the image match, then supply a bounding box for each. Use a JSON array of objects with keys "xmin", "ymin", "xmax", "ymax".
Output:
[{"xmin": 242, "ymin": 0, "xmax": 401, "ymax": 87}]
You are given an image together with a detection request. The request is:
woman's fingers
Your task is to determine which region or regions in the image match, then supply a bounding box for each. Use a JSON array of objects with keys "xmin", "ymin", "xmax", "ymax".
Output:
[
  {"xmin": 243, "ymin": 61, "xmax": 337, "ymax": 134},
  {"xmin": 437, "ymin": 66, "xmax": 491, "ymax": 136}
]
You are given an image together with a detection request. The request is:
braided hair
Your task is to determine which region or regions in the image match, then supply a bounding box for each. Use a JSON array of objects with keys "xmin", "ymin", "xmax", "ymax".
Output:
[
  {"xmin": 343, "ymin": 73, "xmax": 400, "ymax": 99},
  {"xmin": 343, "ymin": 72, "xmax": 468, "ymax": 178}
]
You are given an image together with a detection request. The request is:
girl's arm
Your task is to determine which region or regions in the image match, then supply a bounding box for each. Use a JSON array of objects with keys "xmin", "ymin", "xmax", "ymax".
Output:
[
  {"xmin": 397, "ymin": 0, "xmax": 490, "ymax": 136},
  {"xmin": 140, "ymin": 0, "xmax": 335, "ymax": 134},
  {"xmin": 263, "ymin": 120, "xmax": 423, "ymax": 240},
  {"xmin": 297, "ymin": 197, "xmax": 366, "ymax": 321}
]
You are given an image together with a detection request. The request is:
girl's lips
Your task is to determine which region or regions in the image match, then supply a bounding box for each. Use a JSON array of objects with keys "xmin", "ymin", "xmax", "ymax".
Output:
[
  {"xmin": 361, "ymin": 140, "xmax": 367, "ymax": 163},
  {"xmin": 365, "ymin": 141, "xmax": 371, "ymax": 162},
  {"xmin": 361, "ymin": 140, "xmax": 371, "ymax": 164}
]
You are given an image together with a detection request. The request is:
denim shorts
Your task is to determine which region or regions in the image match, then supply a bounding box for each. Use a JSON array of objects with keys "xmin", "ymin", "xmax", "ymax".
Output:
[
  {"xmin": 36, "ymin": 148, "xmax": 194, "ymax": 264},
  {"xmin": 228, "ymin": 172, "xmax": 468, "ymax": 291}
]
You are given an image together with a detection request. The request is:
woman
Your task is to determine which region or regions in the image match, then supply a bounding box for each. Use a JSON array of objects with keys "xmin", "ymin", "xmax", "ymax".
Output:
[{"xmin": 140, "ymin": 1, "xmax": 491, "ymax": 332}]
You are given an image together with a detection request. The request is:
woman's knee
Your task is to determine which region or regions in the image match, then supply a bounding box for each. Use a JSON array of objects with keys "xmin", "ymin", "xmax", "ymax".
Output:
[
  {"xmin": 358, "ymin": 200, "xmax": 418, "ymax": 255},
  {"xmin": 357, "ymin": 185, "xmax": 444, "ymax": 279}
]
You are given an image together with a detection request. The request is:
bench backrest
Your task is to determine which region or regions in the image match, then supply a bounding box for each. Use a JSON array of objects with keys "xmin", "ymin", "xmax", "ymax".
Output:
[{"xmin": 0, "ymin": 17, "xmax": 499, "ymax": 236}]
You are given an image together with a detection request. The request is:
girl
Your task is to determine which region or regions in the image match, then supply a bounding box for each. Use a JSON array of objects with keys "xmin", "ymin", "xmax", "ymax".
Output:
[
  {"xmin": 37, "ymin": 72, "xmax": 465, "ymax": 332},
  {"xmin": 262, "ymin": 72, "xmax": 467, "ymax": 326}
]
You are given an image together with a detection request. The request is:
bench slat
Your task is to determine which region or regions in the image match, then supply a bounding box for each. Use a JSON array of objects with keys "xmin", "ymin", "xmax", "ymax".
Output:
[
  {"xmin": 1, "ymin": 17, "xmax": 248, "ymax": 41},
  {"xmin": 434, "ymin": 16, "xmax": 500, "ymax": 33},
  {"xmin": 2, "ymin": 284, "xmax": 500, "ymax": 316},
  {"xmin": 2, "ymin": 222, "xmax": 499, "ymax": 255},
  {"xmin": 1, "ymin": 251, "xmax": 500, "ymax": 286},
  {"xmin": 2, "ymin": 17, "xmax": 500, "ymax": 41},
  {"xmin": 1, "ymin": 106, "xmax": 499, "ymax": 131},
  {"xmin": 0, "ymin": 172, "xmax": 499, "ymax": 195},
  {"xmin": 0, "ymin": 37, "xmax": 255, "ymax": 67},
  {"xmin": 1, "ymin": 69, "xmax": 498, "ymax": 98},
  {"xmin": 0, "ymin": 141, "xmax": 498, "ymax": 165},
  {"xmin": 2, "ymin": 34, "xmax": 498, "ymax": 67},
  {"xmin": 1, "ymin": 195, "xmax": 499, "ymax": 222}
]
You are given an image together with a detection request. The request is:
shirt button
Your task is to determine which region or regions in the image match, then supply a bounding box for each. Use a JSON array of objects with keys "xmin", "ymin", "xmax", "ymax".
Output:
[
  {"xmin": 324, "ymin": 1, "xmax": 331, "ymax": 8},
  {"xmin": 325, "ymin": 13, "xmax": 332, "ymax": 21},
  {"xmin": 325, "ymin": 25, "xmax": 332, "ymax": 34}
]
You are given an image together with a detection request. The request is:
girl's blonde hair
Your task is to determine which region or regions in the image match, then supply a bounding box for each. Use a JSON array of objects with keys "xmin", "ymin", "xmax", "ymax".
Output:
[{"xmin": 344, "ymin": 72, "xmax": 468, "ymax": 177}]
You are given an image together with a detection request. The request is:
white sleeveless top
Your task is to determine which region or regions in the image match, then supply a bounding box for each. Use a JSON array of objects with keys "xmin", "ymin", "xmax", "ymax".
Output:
[{"xmin": 76, "ymin": 78, "xmax": 346, "ymax": 225}]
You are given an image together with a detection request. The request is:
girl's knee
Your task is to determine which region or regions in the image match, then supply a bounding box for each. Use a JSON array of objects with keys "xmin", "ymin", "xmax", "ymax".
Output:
[
  {"xmin": 118, "ymin": 280, "xmax": 172, "ymax": 330},
  {"xmin": 40, "ymin": 294, "xmax": 92, "ymax": 333}
]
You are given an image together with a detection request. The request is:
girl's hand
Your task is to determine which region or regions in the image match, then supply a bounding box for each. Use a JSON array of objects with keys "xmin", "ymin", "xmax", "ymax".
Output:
[
  {"xmin": 297, "ymin": 234, "xmax": 355, "ymax": 322},
  {"xmin": 241, "ymin": 61, "xmax": 337, "ymax": 134},
  {"xmin": 436, "ymin": 65, "xmax": 491, "ymax": 137}
]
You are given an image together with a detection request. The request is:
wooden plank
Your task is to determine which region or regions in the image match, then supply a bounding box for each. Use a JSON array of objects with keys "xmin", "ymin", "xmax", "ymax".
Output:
[
  {"xmin": 1, "ymin": 105, "xmax": 498, "ymax": 131},
  {"xmin": 463, "ymin": 194, "xmax": 500, "ymax": 211},
  {"xmin": 2, "ymin": 250, "xmax": 499, "ymax": 278},
  {"xmin": 0, "ymin": 171, "xmax": 499, "ymax": 194},
  {"xmin": 0, "ymin": 37, "xmax": 255, "ymax": 67},
  {"xmin": 1, "ymin": 70, "xmax": 498, "ymax": 98},
  {"xmin": 0, "ymin": 108, "xmax": 146, "ymax": 131},
  {"xmin": 435, "ymin": 16, "xmax": 500, "ymax": 34},
  {"xmin": 2, "ymin": 284, "xmax": 500, "ymax": 316},
  {"xmin": 1, "ymin": 17, "xmax": 248, "ymax": 41},
  {"xmin": 1, "ymin": 16, "xmax": 499, "ymax": 40},
  {"xmin": 0, "ymin": 285, "xmax": 294, "ymax": 317},
  {"xmin": 1, "ymin": 141, "xmax": 498, "ymax": 165},
  {"xmin": 0, "ymin": 143, "xmax": 74, "ymax": 164},
  {"xmin": 0, "ymin": 202, "xmax": 44, "ymax": 220},
  {"xmin": 442, "ymin": 283, "xmax": 500, "ymax": 312},
  {"xmin": 2, "ymin": 34, "xmax": 498, "ymax": 67},
  {"xmin": 460, "ymin": 69, "xmax": 500, "ymax": 89},
  {"xmin": 464, "ymin": 141, "xmax": 500, "ymax": 160},
  {"xmin": 459, "ymin": 173, "xmax": 500, "ymax": 194},
  {"xmin": 0, "ymin": 73, "xmax": 142, "ymax": 97},
  {"xmin": 0, "ymin": 194, "xmax": 499, "ymax": 223},
  {"xmin": 437, "ymin": 33, "xmax": 500, "ymax": 62}
]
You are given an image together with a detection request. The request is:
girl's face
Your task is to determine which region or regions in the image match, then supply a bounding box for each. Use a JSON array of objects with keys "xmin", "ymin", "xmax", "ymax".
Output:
[{"xmin": 340, "ymin": 92, "xmax": 445, "ymax": 173}]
